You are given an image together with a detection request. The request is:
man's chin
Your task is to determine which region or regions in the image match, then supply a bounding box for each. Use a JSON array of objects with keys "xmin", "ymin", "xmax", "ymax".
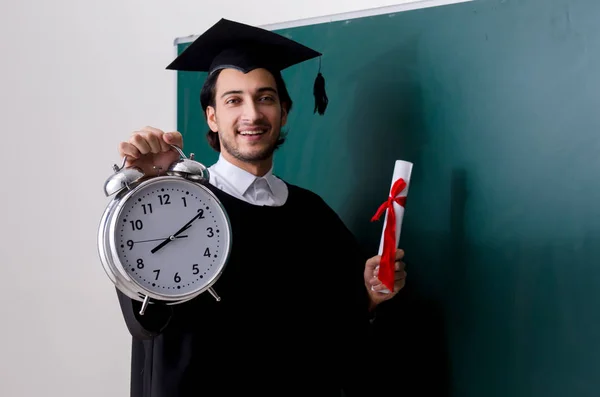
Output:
[{"xmin": 236, "ymin": 147, "xmax": 276, "ymax": 163}]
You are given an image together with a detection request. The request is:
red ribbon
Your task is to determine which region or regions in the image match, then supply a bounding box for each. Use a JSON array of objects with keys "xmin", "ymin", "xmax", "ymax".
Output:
[{"xmin": 371, "ymin": 178, "xmax": 407, "ymax": 291}]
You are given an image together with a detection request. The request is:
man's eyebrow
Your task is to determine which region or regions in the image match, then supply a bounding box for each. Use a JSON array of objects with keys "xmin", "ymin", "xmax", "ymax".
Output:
[
  {"xmin": 221, "ymin": 90, "xmax": 243, "ymax": 98},
  {"xmin": 257, "ymin": 87, "xmax": 277, "ymax": 94},
  {"xmin": 220, "ymin": 87, "xmax": 278, "ymax": 98}
]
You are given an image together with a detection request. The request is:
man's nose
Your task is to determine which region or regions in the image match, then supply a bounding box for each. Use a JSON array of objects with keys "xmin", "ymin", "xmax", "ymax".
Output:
[{"xmin": 241, "ymin": 101, "xmax": 261, "ymax": 123}]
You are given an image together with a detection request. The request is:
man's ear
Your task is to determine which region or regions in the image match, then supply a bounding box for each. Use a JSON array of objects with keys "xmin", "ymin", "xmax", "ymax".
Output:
[
  {"xmin": 281, "ymin": 104, "xmax": 289, "ymax": 127},
  {"xmin": 206, "ymin": 106, "xmax": 218, "ymax": 132}
]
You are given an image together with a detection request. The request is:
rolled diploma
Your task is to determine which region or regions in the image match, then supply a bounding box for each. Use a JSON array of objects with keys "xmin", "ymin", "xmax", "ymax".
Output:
[{"xmin": 374, "ymin": 160, "xmax": 413, "ymax": 294}]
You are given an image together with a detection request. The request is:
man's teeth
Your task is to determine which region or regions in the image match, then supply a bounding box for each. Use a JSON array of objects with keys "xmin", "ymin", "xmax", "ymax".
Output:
[{"xmin": 239, "ymin": 130, "xmax": 265, "ymax": 135}]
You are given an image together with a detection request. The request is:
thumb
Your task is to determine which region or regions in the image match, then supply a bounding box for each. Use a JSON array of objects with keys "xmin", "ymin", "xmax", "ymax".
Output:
[{"xmin": 364, "ymin": 255, "xmax": 380, "ymax": 277}]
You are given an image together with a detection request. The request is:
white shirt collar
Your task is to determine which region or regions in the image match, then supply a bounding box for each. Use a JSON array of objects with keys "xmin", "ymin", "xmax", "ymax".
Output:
[
  {"xmin": 208, "ymin": 154, "xmax": 289, "ymax": 206},
  {"xmin": 210, "ymin": 154, "xmax": 261, "ymax": 197}
]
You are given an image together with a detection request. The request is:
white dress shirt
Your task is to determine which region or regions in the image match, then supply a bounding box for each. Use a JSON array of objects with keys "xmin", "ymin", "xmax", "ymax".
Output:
[{"xmin": 207, "ymin": 154, "xmax": 289, "ymax": 206}]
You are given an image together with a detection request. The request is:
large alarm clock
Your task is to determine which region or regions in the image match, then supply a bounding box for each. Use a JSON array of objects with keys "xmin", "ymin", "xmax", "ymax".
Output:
[{"xmin": 97, "ymin": 145, "xmax": 232, "ymax": 315}]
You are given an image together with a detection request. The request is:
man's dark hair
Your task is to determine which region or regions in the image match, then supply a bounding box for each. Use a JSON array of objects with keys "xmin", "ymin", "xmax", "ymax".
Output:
[{"xmin": 200, "ymin": 69, "xmax": 293, "ymax": 152}]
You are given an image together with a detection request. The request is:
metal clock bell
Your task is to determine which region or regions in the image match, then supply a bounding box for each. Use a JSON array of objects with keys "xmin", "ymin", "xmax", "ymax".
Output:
[{"xmin": 97, "ymin": 145, "xmax": 232, "ymax": 315}]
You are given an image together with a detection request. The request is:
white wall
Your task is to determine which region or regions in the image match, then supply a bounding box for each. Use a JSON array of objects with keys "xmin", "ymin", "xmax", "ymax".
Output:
[{"xmin": 0, "ymin": 1, "xmax": 464, "ymax": 396}]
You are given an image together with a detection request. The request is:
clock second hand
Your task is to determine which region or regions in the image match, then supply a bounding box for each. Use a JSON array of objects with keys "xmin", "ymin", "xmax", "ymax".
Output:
[{"xmin": 133, "ymin": 236, "xmax": 188, "ymax": 244}]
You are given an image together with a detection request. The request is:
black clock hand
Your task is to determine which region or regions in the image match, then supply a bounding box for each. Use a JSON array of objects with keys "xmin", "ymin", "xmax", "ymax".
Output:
[
  {"xmin": 150, "ymin": 212, "xmax": 203, "ymax": 254},
  {"xmin": 133, "ymin": 236, "xmax": 188, "ymax": 244},
  {"xmin": 150, "ymin": 226, "xmax": 193, "ymax": 254}
]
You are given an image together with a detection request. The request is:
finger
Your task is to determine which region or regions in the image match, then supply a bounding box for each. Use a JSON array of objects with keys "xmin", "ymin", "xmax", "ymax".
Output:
[
  {"xmin": 368, "ymin": 275, "xmax": 381, "ymax": 287},
  {"xmin": 134, "ymin": 129, "xmax": 163, "ymax": 154},
  {"xmin": 164, "ymin": 131, "xmax": 183, "ymax": 148},
  {"xmin": 371, "ymin": 281, "xmax": 390, "ymax": 293},
  {"xmin": 393, "ymin": 278, "xmax": 406, "ymax": 292},
  {"xmin": 395, "ymin": 260, "xmax": 406, "ymax": 272},
  {"xmin": 141, "ymin": 127, "xmax": 171, "ymax": 153},
  {"xmin": 364, "ymin": 256, "xmax": 380, "ymax": 273},
  {"xmin": 157, "ymin": 132, "xmax": 171, "ymax": 152},
  {"xmin": 394, "ymin": 270, "xmax": 407, "ymax": 281},
  {"xmin": 395, "ymin": 249, "xmax": 405, "ymax": 261},
  {"xmin": 364, "ymin": 258, "xmax": 380, "ymax": 280},
  {"xmin": 119, "ymin": 142, "xmax": 142, "ymax": 163},
  {"xmin": 139, "ymin": 126, "xmax": 166, "ymax": 153},
  {"xmin": 140, "ymin": 125, "xmax": 164, "ymax": 135},
  {"xmin": 130, "ymin": 133, "xmax": 152, "ymax": 155},
  {"xmin": 144, "ymin": 132, "xmax": 162, "ymax": 154}
]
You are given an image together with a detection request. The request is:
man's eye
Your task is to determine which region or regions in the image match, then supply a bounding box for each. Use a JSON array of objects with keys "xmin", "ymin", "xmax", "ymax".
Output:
[
  {"xmin": 226, "ymin": 98, "xmax": 240, "ymax": 105},
  {"xmin": 259, "ymin": 96, "xmax": 274, "ymax": 102}
]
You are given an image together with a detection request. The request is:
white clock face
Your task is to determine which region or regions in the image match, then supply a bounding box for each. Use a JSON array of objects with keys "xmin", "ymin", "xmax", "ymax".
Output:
[{"xmin": 109, "ymin": 177, "xmax": 230, "ymax": 298}]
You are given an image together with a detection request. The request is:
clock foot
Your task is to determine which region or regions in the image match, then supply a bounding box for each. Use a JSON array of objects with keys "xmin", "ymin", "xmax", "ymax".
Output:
[
  {"xmin": 139, "ymin": 295, "xmax": 150, "ymax": 315},
  {"xmin": 208, "ymin": 287, "xmax": 221, "ymax": 302}
]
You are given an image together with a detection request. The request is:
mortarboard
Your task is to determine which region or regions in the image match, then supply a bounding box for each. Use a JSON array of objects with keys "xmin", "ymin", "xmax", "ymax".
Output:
[{"xmin": 166, "ymin": 18, "xmax": 328, "ymax": 115}]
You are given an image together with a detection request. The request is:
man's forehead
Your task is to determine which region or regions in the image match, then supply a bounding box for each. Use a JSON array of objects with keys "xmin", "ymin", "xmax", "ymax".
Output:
[{"xmin": 215, "ymin": 68, "xmax": 278, "ymax": 92}]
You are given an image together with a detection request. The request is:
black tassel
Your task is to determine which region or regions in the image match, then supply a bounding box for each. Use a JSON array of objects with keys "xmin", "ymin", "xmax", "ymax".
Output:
[{"xmin": 313, "ymin": 71, "xmax": 328, "ymax": 115}]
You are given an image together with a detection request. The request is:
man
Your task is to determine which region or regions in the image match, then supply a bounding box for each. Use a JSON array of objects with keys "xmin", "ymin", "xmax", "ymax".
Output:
[{"xmin": 115, "ymin": 18, "xmax": 406, "ymax": 397}]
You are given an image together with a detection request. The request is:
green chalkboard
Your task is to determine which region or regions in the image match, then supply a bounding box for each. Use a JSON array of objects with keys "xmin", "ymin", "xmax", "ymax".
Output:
[{"xmin": 176, "ymin": 0, "xmax": 600, "ymax": 396}]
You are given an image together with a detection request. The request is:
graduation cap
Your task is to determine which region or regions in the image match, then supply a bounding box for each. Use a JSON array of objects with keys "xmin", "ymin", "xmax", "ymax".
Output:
[{"xmin": 166, "ymin": 18, "xmax": 328, "ymax": 115}]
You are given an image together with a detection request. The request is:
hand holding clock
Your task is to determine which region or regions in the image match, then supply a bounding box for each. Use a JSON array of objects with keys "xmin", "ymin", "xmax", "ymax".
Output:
[
  {"xmin": 118, "ymin": 126, "xmax": 183, "ymax": 176},
  {"xmin": 103, "ymin": 126, "xmax": 229, "ymax": 305}
]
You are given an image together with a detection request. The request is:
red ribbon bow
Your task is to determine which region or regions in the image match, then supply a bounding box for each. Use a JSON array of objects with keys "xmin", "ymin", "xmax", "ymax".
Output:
[{"xmin": 371, "ymin": 178, "xmax": 407, "ymax": 291}]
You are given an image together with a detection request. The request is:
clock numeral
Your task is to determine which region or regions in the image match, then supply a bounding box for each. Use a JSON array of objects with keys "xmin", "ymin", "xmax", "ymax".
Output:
[
  {"xmin": 206, "ymin": 227, "xmax": 214, "ymax": 238},
  {"xmin": 153, "ymin": 269, "xmax": 160, "ymax": 280},
  {"xmin": 174, "ymin": 272, "xmax": 181, "ymax": 283},
  {"xmin": 127, "ymin": 240, "xmax": 134, "ymax": 250},
  {"xmin": 137, "ymin": 258, "xmax": 144, "ymax": 269},
  {"xmin": 130, "ymin": 220, "xmax": 143, "ymax": 231},
  {"xmin": 181, "ymin": 197, "xmax": 187, "ymax": 207},
  {"xmin": 192, "ymin": 264, "xmax": 199, "ymax": 275},
  {"xmin": 197, "ymin": 209, "xmax": 205, "ymax": 219},
  {"xmin": 141, "ymin": 203, "xmax": 153, "ymax": 214},
  {"xmin": 158, "ymin": 194, "xmax": 171, "ymax": 205},
  {"xmin": 204, "ymin": 248, "xmax": 211, "ymax": 257}
]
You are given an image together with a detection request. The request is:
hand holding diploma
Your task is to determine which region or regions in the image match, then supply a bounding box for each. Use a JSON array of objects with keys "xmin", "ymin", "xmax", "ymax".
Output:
[
  {"xmin": 364, "ymin": 248, "xmax": 407, "ymax": 308},
  {"xmin": 368, "ymin": 160, "xmax": 413, "ymax": 296}
]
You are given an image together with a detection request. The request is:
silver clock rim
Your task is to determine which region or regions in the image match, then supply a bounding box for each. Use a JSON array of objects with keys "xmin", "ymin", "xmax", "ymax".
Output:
[
  {"xmin": 105, "ymin": 176, "xmax": 232, "ymax": 303},
  {"xmin": 98, "ymin": 196, "xmax": 148, "ymax": 302}
]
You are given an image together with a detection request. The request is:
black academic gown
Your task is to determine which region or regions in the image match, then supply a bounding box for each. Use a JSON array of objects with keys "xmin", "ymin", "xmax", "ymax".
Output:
[{"xmin": 116, "ymin": 182, "xmax": 375, "ymax": 397}]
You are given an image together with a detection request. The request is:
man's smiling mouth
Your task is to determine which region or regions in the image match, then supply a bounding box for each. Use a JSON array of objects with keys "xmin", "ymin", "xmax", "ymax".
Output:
[{"xmin": 238, "ymin": 127, "xmax": 268, "ymax": 136}]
